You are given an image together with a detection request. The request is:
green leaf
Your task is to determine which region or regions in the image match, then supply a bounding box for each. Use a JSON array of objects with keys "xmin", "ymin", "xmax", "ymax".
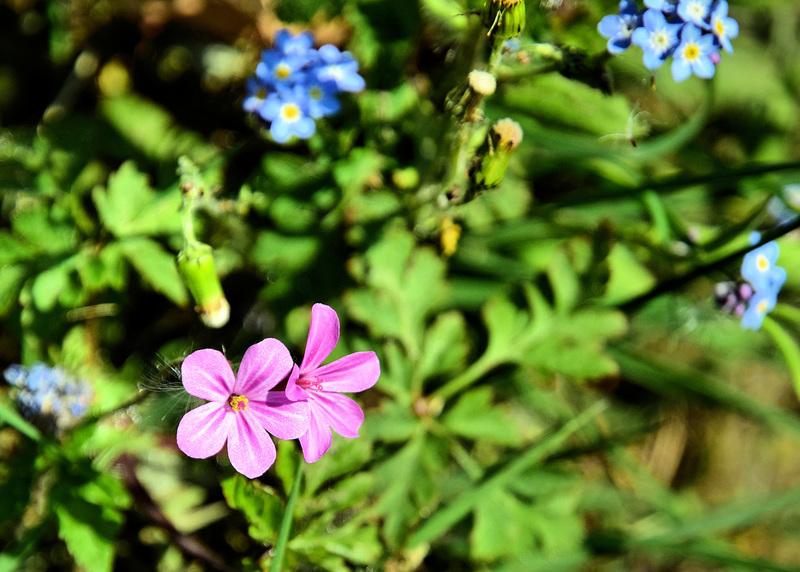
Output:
[
  {"xmin": 11, "ymin": 206, "xmax": 77, "ymax": 256},
  {"xmin": 118, "ymin": 237, "xmax": 188, "ymax": 306},
  {"xmin": 303, "ymin": 437, "xmax": 372, "ymax": 497},
  {"xmin": 54, "ymin": 494, "xmax": 122, "ymax": 572},
  {"xmin": 346, "ymin": 226, "xmax": 448, "ymax": 359},
  {"xmin": 221, "ymin": 474, "xmax": 283, "ymax": 544},
  {"xmin": 100, "ymin": 94, "xmax": 215, "ymax": 163},
  {"xmin": 92, "ymin": 161, "xmax": 182, "ymax": 238},
  {"xmin": 31, "ymin": 255, "xmax": 78, "ymax": 311},
  {"xmin": 758, "ymin": 316, "xmax": 800, "ymax": 404},
  {"xmin": 442, "ymin": 387, "xmax": 523, "ymax": 446},
  {"xmin": 0, "ymin": 264, "xmax": 26, "ymax": 315},
  {"xmin": 417, "ymin": 311, "xmax": 471, "ymax": 384}
]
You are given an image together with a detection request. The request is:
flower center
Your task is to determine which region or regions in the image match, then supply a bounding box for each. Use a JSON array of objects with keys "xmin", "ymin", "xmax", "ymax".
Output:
[
  {"xmin": 714, "ymin": 19, "xmax": 725, "ymax": 36},
  {"xmin": 756, "ymin": 254, "xmax": 770, "ymax": 272},
  {"xmin": 228, "ymin": 394, "xmax": 249, "ymax": 411},
  {"xmin": 280, "ymin": 103, "xmax": 301, "ymax": 122},
  {"xmin": 653, "ymin": 31, "xmax": 670, "ymax": 50},
  {"xmin": 309, "ymin": 86, "xmax": 322, "ymax": 100},
  {"xmin": 687, "ymin": 3, "xmax": 706, "ymax": 19},
  {"xmin": 757, "ymin": 299, "xmax": 769, "ymax": 314},
  {"xmin": 275, "ymin": 63, "xmax": 291, "ymax": 80},
  {"xmin": 256, "ymin": 87, "xmax": 267, "ymax": 100},
  {"xmin": 297, "ymin": 375, "xmax": 324, "ymax": 392},
  {"xmin": 684, "ymin": 44, "xmax": 699, "ymax": 60}
]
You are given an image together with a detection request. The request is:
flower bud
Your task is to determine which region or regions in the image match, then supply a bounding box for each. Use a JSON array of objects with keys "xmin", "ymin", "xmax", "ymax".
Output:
[
  {"xmin": 471, "ymin": 118, "xmax": 523, "ymax": 190},
  {"xmin": 446, "ymin": 70, "xmax": 496, "ymax": 121},
  {"xmin": 483, "ymin": 0, "xmax": 526, "ymax": 40},
  {"xmin": 178, "ymin": 242, "xmax": 230, "ymax": 328}
]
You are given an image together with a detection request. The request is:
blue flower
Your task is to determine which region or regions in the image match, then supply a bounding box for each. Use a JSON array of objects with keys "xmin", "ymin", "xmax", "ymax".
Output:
[
  {"xmin": 741, "ymin": 289, "xmax": 778, "ymax": 331},
  {"xmin": 243, "ymin": 29, "xmax": 365, "ymax": 144},
  {"xmin": 632, "ymin": 9, "xmax": 683, "ymax": 69},
  {"xmin": 259, "ymin": 86, "xmax": 317, "ymax": 143},
  {"xmin": 273, "ymin": 29, "xmax": 315, "ymax": 56},
  {"xmin": 255, "ymin": 49, "xmax": 309, "ymax": 90},
  {"xmin": 677, "ymin": 0, "xmax": 713, "ymax": 29},
  {"xmin": 644, "ymin": 0, "xmax": 678, "ymax": 14},
  {"xmin": 314, "ymin": 45, "xmax": 366, "ymax": 93},
  {"xmin": 597, "ymin": 1, "xmax": 642, "ymax": 55},
  {"xmin": 709, "ymin": 0, "xmax": 738, "ymax": 53},
  {"xmin": 304, "ymin": 80, "xmax": 341, "ymax": 119},
  {"xmin": 671, "ymin": 24, "xmax": 717, "ymax": 81},
  {"xmin": 741, "ymin": 240, "xmax": 787, "ymax": 294},
  {"xmin": 3, "ymin": 363, "xmax": 92, "ymax": 432}
]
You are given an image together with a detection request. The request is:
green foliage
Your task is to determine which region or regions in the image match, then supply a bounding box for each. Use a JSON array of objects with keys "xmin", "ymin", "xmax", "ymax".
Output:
[{"xmin": 4, "ymin": 1, "xmax": 800, "ymax": 571}]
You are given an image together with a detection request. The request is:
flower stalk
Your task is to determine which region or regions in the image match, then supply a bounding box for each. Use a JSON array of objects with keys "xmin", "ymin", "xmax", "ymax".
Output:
[{"xmin": 269, "ymin": 460, "xmax": 303, "ymax": 572}]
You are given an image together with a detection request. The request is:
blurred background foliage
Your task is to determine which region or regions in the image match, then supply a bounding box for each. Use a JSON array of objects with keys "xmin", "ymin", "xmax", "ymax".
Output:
[{"xmin": 2, "ymin": 0, "xmax": 800, "ymax": 570}]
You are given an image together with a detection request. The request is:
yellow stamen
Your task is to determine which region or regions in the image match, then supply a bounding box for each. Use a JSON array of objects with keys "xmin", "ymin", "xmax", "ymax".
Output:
[
  {"xmin": 275, "ymin": 64, "xmax": 291, "ymax": 79},
  {"xmin": 229, "ymin": 395, "xmax": 249, "ymax": 412},
  {"xmin": 757, "ymin": 300, "xmax": 769, "ymax": 314},
  {"xmin": 756, "ymin": 254, "xmax": 770, "ymax": 272},
  {"xmin": 685, "ymin": 44, "xmax": 699, "ymax": 59},
  {"xmin": 281, "ymin": 103, "xmax": 301, "ymax": 121}
]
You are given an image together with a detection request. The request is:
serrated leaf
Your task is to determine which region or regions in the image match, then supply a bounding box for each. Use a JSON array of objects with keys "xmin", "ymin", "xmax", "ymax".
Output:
[
  {"xmin": 442, "ymin": 387, "xmax": 523, "ymax": 446},
  {"xmin": 119, "ymin": 237, "xmax": 188, "ymax": 306},
  {"xmin": 31, "ymin": 255, "xmax": 78, "ymax": 311},
  {"xmin": 417, "ymin": 311, "xmax": 470, "ymax": 383},
  {"xmin": 92, "ymin": 161, "xmax": 181, "ymax": 238},
  {"xmin": 54, "ymin": 495, "xmax": 121, "ymax": 572},
  {"xmin": 346, "ymin": 227, "xmax": 448, "ymax": 358},
  {"xmin": 11, "ymin": 206, "xmax": 77, "ymax": 256}
]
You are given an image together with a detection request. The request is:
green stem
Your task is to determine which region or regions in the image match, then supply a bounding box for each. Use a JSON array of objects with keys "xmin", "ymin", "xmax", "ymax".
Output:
[
  {"xmin": 432, "ymin": 353, "xmax": 499, "ymax": 402},
  {"xmin": 269, "ymin": 459, "xmax": 303, "ymax": 572}
]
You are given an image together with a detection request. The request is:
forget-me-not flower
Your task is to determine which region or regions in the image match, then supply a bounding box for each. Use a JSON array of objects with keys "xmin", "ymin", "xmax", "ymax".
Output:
[
  {"xmin": 710, "ymin": 0, "xmax": 739, "ymax": 53},
  {"xmin": 258, "ymin": 86, "xmax": 317, "ymax": 143},
  {"xmin": 671, "ymin": 24, "xmax": 717, "ymax": 81},
  {"xmin": 677, "ymin": 0, "xmax": 712, "ymax": 29},
  {"xmin": 632, "ymin": 9, "xmax": 683, "ymax": 69},
  {"xmin": 644, "ymin": 0, "xmax": 678, "ymax": 14},
  {"xmin": 741, "ymin": 240, "xmax": 787, "ymax": 294},
  {"xmin": 597, "ymin": 1, "xmax": 642, "ymax": 55},
  {"xmin": 741, "ymin": 289, "xmax": 778, "ymax": 331}
]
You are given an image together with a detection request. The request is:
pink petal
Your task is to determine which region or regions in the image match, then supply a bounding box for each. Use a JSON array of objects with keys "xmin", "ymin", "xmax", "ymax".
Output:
[
  {"xmin": 300, "ymin": 304, "xmax": 340, "ymax": 372},
  {"xmin": 235, "ymin": 338, "xmax": 293, "ymax": 398},
  {"xmin": 298, "ymin": 403, "xmax": 333, "ymax": 463},
  {"xmin": 311, "ymin": 391, "xmax": 364, "ymax": 439},
  {"xmin": 227, "ymin": 411, "xmax": 277, "ymax": 479},
  {"xmin": 181, "ymin": 349, "xmax": 235, "ymax": 402},
  {"xmin": 176, "ymin": 402, "xmax": 232, "ymax": 459},
  {"xmin": 315, "ymin": 351, "xmax": 380, "ymax": 393},
  {"xmin": 248, "ymin": 392, "xmax": 311, "ymax": 440},
  {"xmin": 284, "ymin": 364, "xmax": 308, "ymax": 402}
]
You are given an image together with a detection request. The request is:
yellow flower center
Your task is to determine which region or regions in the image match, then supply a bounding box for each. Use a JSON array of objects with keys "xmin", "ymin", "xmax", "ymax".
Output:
[
  {"xmin": 757, "ymin": 300, "xmax": 769, "ymax": 315},
  {"xmin": 684, "ymin": 44, "xmax": 699, "ymax": 60},
  {"xmin": 280, "ymin": 103, "xmax": 301, "ymax": 122},
  {"xmin": 715, "ymin": 19, "xmax": 725, "ymax": 36},
  {"xmin": 309, "ymin": 86, "xmax": 322, "ymax": 100},
  {"xmin": 275, "ymin": 64, "xmax": 291, "ymax": 79},
  {"xmin": 756, "ymin": 254, "xmax": 770, "ymax": 272},
  {"xmin": 228, "ymin": 395, "xmax": 249, "ymax": 412}
]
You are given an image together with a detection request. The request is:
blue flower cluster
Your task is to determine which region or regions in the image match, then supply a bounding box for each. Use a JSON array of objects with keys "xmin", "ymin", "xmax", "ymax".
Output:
[
  {"xmin": 243, "ymin": 29, "xmax": 365, "ymax": 143},
  {"xmin": 4, "ymin": 363, "xmax": 93, "ymax": 432},
  {"xmin": 598, "ymin": 0, "xmax": 738, "ymax": 82},
  {"xmin": 738, "ymin": 233, "xmax": 786, "ymax": 330}
]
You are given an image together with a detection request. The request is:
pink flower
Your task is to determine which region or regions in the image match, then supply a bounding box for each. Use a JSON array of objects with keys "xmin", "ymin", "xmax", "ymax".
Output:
[
  {"xmin": 177, "ymin": 339, "xmax": 309, "ymax": 479},
  {"xmin": 285, "ymin": 304, "xmax": 380, "ymax": 462}
]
